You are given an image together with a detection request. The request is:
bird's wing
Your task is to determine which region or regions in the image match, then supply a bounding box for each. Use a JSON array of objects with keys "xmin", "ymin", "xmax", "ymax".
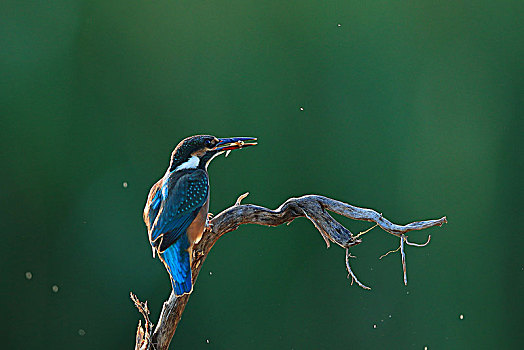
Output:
[
  {"xmin": 143, "ymin": 180, "xmax": 162, "ymax": 232},
  {"xmin": 149, "ymin": 169, "xmax": 209, "ymax": 252}
]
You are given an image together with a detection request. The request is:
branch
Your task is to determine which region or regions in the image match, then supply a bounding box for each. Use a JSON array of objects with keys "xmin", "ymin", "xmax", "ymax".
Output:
[
  {"xmin": 132, "ymin": 194, "xmax": 447, "ymax": 349},
  {"xmin": 379, "ymin": 234, "xmax": 432, "ymax": 285},
  {"xmin": 131, "ymin": 292, "xmax": 153, "ymax": 350}
]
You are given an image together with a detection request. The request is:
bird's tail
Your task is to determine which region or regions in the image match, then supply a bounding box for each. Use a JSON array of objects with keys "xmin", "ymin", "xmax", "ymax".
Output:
[{"xmin": 159, "ymin": 237, "xmax": 192, "ymax": 296}]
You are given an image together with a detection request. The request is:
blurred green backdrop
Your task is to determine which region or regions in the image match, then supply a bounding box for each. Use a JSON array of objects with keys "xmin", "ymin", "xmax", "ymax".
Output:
[{"xmin": 1, "ymin": 0, "xmax": 522, "ymax": 349}]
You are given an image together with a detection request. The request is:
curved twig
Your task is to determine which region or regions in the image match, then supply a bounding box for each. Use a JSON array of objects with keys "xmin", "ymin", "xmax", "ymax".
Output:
[
  {"xmin": 132, "ymin": 194, "xmax": 447, "ymax": 350},
  {"xmin": 406, "ymin": 235, "xmax": 431, "ymax": 247},
  {"xmin": 345, "ymin": 248, "xmax": 371, "ymax": 290}
]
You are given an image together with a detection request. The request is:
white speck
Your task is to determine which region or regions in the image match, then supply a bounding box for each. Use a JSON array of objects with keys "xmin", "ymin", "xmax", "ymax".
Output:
[
  {"xmin": 406, "ymin": 291, "xmax": 410, "ymax": 294},
  {"xmin": 373, "ymin": 324, "xmax": 376, "ymax": 329},
  {"xmin": 388, "ymin": 314, "xmax": 392, "ymax": 318},
  {"xmin": 206, "ymin": 339, "xmax": 210, "ymax": 344},
  {"xmin": 52, "ymin": 285, "xmax": 59, "ymax": 293},
  {"xmin": 299, "ymin": 107, "xmax": 304, "ymax": 111},
  {"xmin": 78, "ymin": 329, "xmax": 86, "ymax": 336},
  {"xmin": 337, "ymin": 23, "xmax": 341, "ymax": 27},
  {"xmin": 25, "ymin": 272, "xmax": 32, "ymax": 280},
  {"xmin": 209, "ymin": 271, "xmax": 213, "ymax": 275},
  {"xmin": 123, "ymin": 182, "xmax": 128, "ymax": 188},
  {"xmin": 459, "ymin": 314, "xmax": 464, "ymax": 320},
  {"xmin": 424, "ymin": 347, "xmax": 428, "ymax": 350}
]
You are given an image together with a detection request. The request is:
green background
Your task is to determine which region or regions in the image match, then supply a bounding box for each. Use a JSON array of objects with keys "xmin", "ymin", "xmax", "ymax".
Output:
[{"xmin": 2, "ymin": 1, "xmax": 522, "ymax": 349}]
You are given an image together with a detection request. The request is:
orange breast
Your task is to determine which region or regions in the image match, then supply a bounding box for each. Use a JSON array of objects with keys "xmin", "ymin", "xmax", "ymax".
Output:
[{"xmin": 186, "ymin": 197, "xmax": 209, "ymax": 245}]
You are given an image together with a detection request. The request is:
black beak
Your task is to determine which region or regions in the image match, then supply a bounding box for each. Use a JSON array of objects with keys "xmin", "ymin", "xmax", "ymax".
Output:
[{"xmin": 215, "ymin": 137, "xmax": 258, "ymax": 152}]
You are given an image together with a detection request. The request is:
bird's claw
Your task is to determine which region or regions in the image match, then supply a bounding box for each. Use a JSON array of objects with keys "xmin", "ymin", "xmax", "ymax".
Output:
[{"xmin": 205, "ymin": 213, "xmax": 214, "ymax": 231}]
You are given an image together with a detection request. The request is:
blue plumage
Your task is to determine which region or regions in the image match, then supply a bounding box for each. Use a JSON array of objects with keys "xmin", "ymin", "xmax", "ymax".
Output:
[
  {"xmin": 160, "ymin": 236, "xmax": 192, "ymax": 295},
  {"xmin": 145, "ymin": 170, "xmax": 209, "ymax": 295},
  {"xmin": 143, "ymin": 135, "xmax": 257, "ymax": 296}
]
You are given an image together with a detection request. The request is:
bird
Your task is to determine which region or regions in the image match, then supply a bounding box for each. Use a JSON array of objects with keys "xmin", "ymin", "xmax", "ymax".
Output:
[{"xmin": 143, "ymin": 135, "xmax": 257, "ymax": 296}]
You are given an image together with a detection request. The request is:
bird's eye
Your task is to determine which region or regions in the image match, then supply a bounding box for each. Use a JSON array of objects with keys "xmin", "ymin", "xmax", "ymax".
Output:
[{"xmin": 204, "ymin": 139, "xmax": 213, "ymax": 148}]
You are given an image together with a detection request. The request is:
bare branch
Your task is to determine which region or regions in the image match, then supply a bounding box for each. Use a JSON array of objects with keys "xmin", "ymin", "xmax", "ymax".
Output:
[
  {"xmin": 354, "ymin": 223, "xmax": 378, "ymax": 239},
  {"xmin": 235, "ymin": 192, "xmax": 250, "ymax": 206},
  {"xmin": 379, "ymin": 246, "xmax": 401, "ymax": 259},
  {"xmin": 131, "ymin": 292, "xmax": 154, "ymax": 350},
  {"xmin": 132, "ymin": 194, "xmax": 447, "ymax": 349},
  {"xmin": 401, "ymin": 235, "xmax": 407, "ymax": 285},
  {"xmin": 378, "ymin": 233, "xmax": 432, "ymax": 285},
  {"xmin": 405, "ymin": 234, "xmax": 431, "ymax": 247},
  {"xmin": 345, "ymin": 248, "xmax": 371, "ymax": 290}
]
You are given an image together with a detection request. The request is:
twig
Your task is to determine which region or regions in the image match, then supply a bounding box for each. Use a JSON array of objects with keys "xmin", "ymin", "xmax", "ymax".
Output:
[
  {"xmin": 345, "ymin": 248, "xmax": 371, "ymax": 290},
  {"xmin": 132, "ymin": 194, "xmax": 447, "ymax": 349},
  {"xmin": 379, "ymin": 246, "xmax": 401, "ymax": 259},
  {"xmin": 235, "ymin": 192, "xmax": 250, "ymax": 206},
  {"xmin": 131, "ymin": 292, "xmax": 154, "ymax": 350},
  {"xmin": 406, "ymin": 235, "xmax": 431, "ymax": 247},
  {"xmin": 378, "ymin": 234, "xmax": 432, "ymax": 285},
  {"xmin": 400, "ymin": 235, "xmax": 407, "ymax": 285},
  {"xmin": 354, "ymin": 223, "xmax": 378, "ymax": 239}
]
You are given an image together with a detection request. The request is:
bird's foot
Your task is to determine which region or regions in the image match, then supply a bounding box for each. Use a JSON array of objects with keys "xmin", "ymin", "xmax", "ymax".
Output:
[{"xmin": 205, "ymin": 213, "xmax": 214, "ymax": 231}]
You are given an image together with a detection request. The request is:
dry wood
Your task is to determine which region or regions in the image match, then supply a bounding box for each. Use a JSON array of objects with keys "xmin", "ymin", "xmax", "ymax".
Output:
[{"xmin": 133, "ymin": 193, "xmax": 447, "ymax": 350}]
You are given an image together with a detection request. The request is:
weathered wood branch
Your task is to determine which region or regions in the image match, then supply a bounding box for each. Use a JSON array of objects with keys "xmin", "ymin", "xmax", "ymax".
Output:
[{"xmin": 133, "ymin": 194, "xmax": 447, "ymax": 350}]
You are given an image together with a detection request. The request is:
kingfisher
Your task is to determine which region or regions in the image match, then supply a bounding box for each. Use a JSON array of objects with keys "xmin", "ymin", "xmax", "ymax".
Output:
[{"xmin": 143, "ymin": 135, "xmax": 257, "ymax": 296}]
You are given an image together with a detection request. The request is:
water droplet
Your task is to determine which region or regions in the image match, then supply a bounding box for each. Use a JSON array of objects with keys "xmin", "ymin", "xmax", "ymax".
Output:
[
  {"xmin": 78, "ymin": 329, "xmax": 86, "ymax": 336},
  {"xmin": 299, "ymin": 107, "xmax": 304, "ymax": 111},
  {"xmin": 123, "ymin": 182, "xmax": 128, "ymax": 188},
  {"xmin": 373, "ymin": 324, "xmax": 377, "ymax": 329},
  {"xmin": 25, "ymin": 272, "xmax": 32, "ymax": 280},
  {"xmin": 52, "ymin": 285, "xmax": 59, "ymax": 293},
  {"xmin": 459, "ymin": 314, "xmax": 464, "ymax": 320},
  {"xmin": 206, "ymin": 339, "xmax": 210, "ymax": 344},
  {"xmin": 424, "ymin": 347, "xmax": 428, "ymax": 350},
  {"xmin": 209, "ymin": 271, "xmax": 213, "ymax": 275},
  {"xmin": 388, "ymin": 314, "xmax": 392, "ymax": 318},
  {"xmin": 337, "ymin": 23, "xmax": 341, "ymax": 27}
]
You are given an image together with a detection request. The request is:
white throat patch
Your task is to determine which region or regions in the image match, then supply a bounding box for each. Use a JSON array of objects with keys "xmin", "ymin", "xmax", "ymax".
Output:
[{"xmin": 174, "ymin": 155, "xmax": 200, "ymax": 171}]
